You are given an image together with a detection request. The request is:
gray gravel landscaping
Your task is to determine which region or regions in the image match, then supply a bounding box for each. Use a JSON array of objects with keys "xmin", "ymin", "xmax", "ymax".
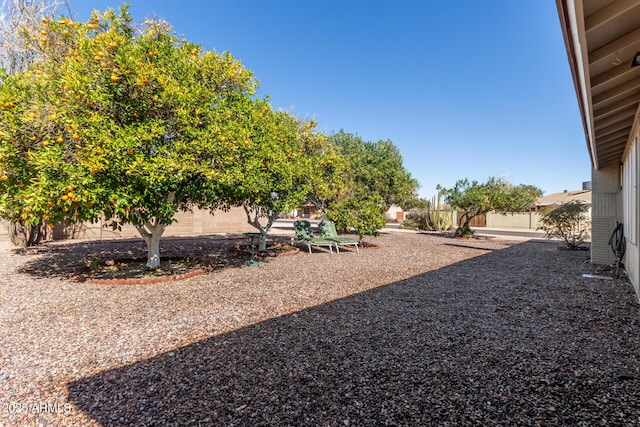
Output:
[{"xmin": 1, "ymin": 230, "xmax": 639, "ymax": 426}]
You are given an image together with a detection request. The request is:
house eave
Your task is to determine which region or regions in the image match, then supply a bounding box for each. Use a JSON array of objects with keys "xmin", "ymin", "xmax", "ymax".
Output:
[{"xmin": 556, "ymin": 0, "xmax": 640, "ymax": 170}]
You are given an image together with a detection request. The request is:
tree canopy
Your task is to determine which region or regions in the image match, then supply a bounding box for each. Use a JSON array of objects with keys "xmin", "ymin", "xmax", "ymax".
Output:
[
  {"xmin": 440, "ymin": 177, "xmax": 542, "ymax": 237},
  {"xmin": 322, "ymin": 130, "xmax": 418, "ymax": 240},
  {"xmin": 0, "ymin": 0, "xmax": 69, "ymax": 246},
  {"xmin": 0, "ymin": 4, "xmax": 424, "ymax": 259},
  {"xmin": 0, "ymin": 6, "xmax": 311, "ymax": 267},
  {"xmin": 326, "ymin": 196, "xmax": 386, "ymax": 244},
  {"xmin": 329, "ymin": 130, "xmax": 418, "ymax": 210},
  {"xmin": 228, "ymin": 110, "xmax": 317, "ymax": 251},
  {"xmin": 300, "ymin": 125, "xmax": 349, "ymax": 213}
]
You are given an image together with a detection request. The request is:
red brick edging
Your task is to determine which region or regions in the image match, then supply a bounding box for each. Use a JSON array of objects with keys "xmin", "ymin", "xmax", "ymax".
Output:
[
  {"xmin": 84, "ymin": 244, "xmax": 300, "ymax": 285},
  {"xmin": 85, "ymin": 268, "xmax": 208, "ymax": 285}
]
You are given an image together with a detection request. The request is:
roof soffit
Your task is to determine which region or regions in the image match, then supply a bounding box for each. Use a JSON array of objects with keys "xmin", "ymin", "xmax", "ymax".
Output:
[{"xmin": 584, "ymin": 0, "xmax": 640, "ymax": 168}]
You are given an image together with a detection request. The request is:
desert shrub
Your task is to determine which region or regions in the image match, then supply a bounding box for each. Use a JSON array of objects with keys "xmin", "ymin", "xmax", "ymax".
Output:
[
  {"xmin": 455, "ymin": 223, "xmax": 474, "ymax": 238},
  {"xmin": 538, "ymin": 201, "xmax": 590, "ymax": 248},
  {"xmin": 401, "ymin": 209, "xmax": 430, "ymax": 230}
]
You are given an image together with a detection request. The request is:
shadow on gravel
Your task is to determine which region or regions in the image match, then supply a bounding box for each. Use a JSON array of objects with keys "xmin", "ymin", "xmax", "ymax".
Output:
[
  {"xmin": 67, "ymin": 241, "xmax": 640, "ymax": 426},
  {"xmin": 13, "ymin": 234, "xmax": 291, "ymax": 279},
  {"xmin": 443, "ymin": 242, "xmax": 497, "ymax": 251}
]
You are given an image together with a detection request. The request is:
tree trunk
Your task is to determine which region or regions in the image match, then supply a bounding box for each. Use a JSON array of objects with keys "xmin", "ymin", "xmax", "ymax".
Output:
[
  {"xmin": 9, "ymin": 219, "xmax": 46, "ymax": 247},
  {"xmin": 145, "ymin": 231, "xmax": 162, "ymax": 270},
  {"xmin": 455, "ymin": 212, "xmax": 474, "ymax": 237},
  {"xmin": 258, "ymin": 228, "xmax": 268, "ymax": 251},
  {"xmin": 243, "ymin": 204, "xmax": 278, "ymax": 252},
  {"xmin": 135, "ymin": 222, "xmax": 166, "ymax": 270},
  {"xmin": 9, "ymin": 221, "xmax": 27, "ymax": 247}
]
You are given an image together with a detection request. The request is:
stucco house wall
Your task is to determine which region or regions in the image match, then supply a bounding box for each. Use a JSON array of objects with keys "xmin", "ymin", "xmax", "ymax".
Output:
[
  {"xmin": 590, "ymin": 167, "xmax": 623, "ymax": 265},
  {"xmin": 386, "ymin": 205, "xmax": 404, "ymax": 221},
  {"xmin": 621, "ymin": 136, "xmax": 639, "ymax": 298},
  {"xmin": 555, "ymin": 0, "xmax": 640, "ymax": 301},
  {"xmin": 484, "ymin": 189, "xmax": 592, "ymax": 230},
  {"xmin": 56, "ymin": 206, "xmax": 255, "ymax": 241}
]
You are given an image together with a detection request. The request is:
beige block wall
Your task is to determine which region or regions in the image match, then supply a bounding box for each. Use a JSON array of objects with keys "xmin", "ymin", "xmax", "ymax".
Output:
[
  {"xmin": 52, "ymin": 206, "xmax": 255, "ymax": 241},
  {"xmin": 485, "ymin": 212, "xmax": 542, "ymax": 229},
  {"xmin": 0, "ymin": 219, "xmax": 7, "ymax": 241},
  {"xmin": 591, "ymin": 167, "xmax": 622, "ymax": 265}
]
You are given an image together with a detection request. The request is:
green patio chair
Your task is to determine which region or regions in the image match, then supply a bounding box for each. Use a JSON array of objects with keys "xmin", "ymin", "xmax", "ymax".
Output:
[
  {"xmin": 318, "ymin": 220, "xmax": 360, "ymax": 253},
  {"xmin": 293, "ymin": 220, "xmax": 338, "ymax": 254}
]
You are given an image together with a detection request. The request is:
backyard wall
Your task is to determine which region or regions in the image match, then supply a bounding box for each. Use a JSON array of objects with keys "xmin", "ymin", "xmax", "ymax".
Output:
[
  {"xmin": 0, "ymin": 220, "xmax": 7, "ymax": 241},
  {"xmin": 0, "ymin": 207, "xmax": 255, "ymax": 243},
  {"xmin": 485, "ymin": 212, "xmax": 542, "ymax": 229}
]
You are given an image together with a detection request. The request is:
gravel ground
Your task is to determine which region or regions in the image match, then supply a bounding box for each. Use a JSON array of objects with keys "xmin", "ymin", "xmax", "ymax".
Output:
[{"xmin": 1, "ymin": 230, "xmax": 639, "ymax": 426}]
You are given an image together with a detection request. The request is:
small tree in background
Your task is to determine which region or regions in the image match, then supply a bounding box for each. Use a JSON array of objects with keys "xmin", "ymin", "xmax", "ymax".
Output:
[
  {"xmin": 231, "ymin": 109, "xmax": 317, "ymax": 251},
  {"xmin": 326, "ymin": 196, "xmax": 386, "ymax": 244},
  {"xmin": 403, "ymin": 197, "xmax": 431, "ymax": 210},
  {"xmin": 400, "ymin": 197, "xmax": 432, "ymax": 230},
  {"xmin": 538, "ymin": 201, "xmax": 590, "ymax": 249},
  {"xmin": 329, "ymin": 130, "xmax": 419, "ymax": 210},
  {"xmin": 441, "ymin": 177, "xmax": 542, "ymax": 237},
  {"xmin": 400, "ymin": 207, "xmax": 430, "ymax": 230},
  {"xmin": 322, "ymin": 130, "xmax": 418, "ymax": 242},
  {"xmin": 401, "ymin": 190, "xmax": 453, "ymax": 232}
]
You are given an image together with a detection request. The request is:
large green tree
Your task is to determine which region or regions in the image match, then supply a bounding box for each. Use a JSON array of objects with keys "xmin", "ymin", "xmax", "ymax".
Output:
[
  {"xmin": 440, "ymin": 177, "xmax": 542, "ymax": 237},
  {"xmin": 326, "ymin": 196, "xmax": 386, "ymax": 244},
  {"xmin": 324, "ymin": 130, "xmax": 418, "ymax": 240},
  {"xmin": 226, "ymin": 108, "xmax": 317, "ymax": 251},
  {"xmin": 0, "ymin": 6, "xmax": 280, "ymax": 268},
  {"xmin": 300, "ymin": 123, "xmax": 349, "ymax": 213},
  {"xmin": 329, "ymin": 130, "xmax": 419, "ymax": 209},
  {"xmin": 0, "ymin": 0, "xmax": 69, "ymax": 246}
]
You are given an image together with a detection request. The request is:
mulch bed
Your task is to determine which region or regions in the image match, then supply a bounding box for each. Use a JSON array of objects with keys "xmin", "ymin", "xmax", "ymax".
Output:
[
  {"xmin": 81, "ymin": 257, "xmax": 211, "ymax": 285},
  {"xmin": 232, "ymin": 242, "xmax": 300, "ymax": 258}
]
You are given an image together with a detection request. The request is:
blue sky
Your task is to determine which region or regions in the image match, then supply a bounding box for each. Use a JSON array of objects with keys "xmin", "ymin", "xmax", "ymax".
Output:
[{"xmin": 67, "ymin": 1, "xmax": 591, "ymax": 198}]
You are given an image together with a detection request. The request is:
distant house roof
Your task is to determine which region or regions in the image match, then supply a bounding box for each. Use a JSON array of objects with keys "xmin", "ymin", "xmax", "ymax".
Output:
[{"xmin": 536, "ymin": 189, "xmax": 592, "ymax": 207}]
